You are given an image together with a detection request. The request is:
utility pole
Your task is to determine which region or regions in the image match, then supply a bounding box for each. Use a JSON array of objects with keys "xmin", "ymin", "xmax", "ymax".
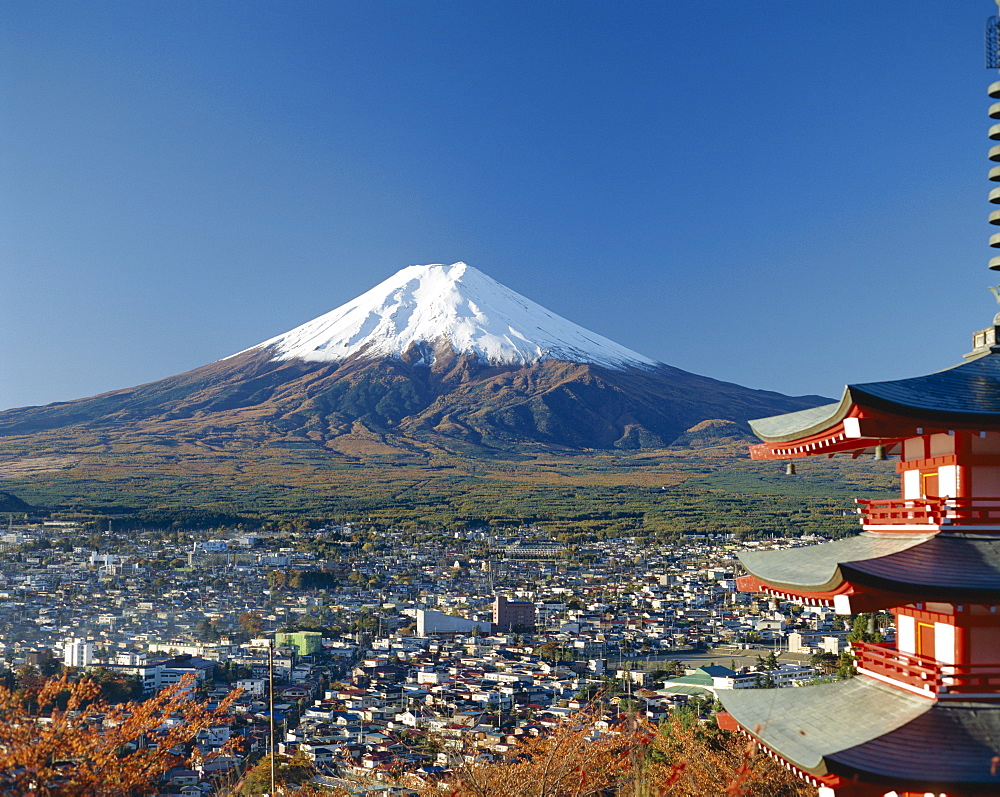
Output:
[{"xmin": 268, "ymin": 641, "xmax": 276, "ymax": 795}]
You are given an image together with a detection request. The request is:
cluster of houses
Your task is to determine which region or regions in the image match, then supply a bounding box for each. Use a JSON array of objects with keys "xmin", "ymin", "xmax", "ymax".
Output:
[{"xmin": 0, "ymin": 518, "xmax": 879, "ymax": 792}]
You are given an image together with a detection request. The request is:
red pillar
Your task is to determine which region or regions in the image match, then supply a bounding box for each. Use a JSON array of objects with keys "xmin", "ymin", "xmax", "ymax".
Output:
[
  {"xmin": 955, "ymin": 431, "xmax": 972, "ymax": 497},
  {"xmin": 954, "ymin": 619, "xmax": 968, "ymax": 666}
]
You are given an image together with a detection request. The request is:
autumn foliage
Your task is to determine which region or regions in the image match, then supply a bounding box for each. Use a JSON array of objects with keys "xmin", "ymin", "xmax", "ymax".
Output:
[
  {"xmin": 421, "ymin": 710, "xmax": 814, "ymax": 797},
  {"xmin": 0, "ymin": 672, "xmax": 816, "ymax": 796},
  {"xmin": 0, "ymin": 673, "xmax": 239, "ymax": 796}
]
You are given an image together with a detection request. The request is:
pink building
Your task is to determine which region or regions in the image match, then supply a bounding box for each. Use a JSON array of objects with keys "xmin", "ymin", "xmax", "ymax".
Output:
[{"xmin": 493, "ymin": 595, "xmax": 535, "ymax": 632}]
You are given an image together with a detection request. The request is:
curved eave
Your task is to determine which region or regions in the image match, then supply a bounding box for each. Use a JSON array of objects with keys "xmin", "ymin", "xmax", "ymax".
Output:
[
  {"xmin": 748, "ymin": 393, "xmax": 917, "ymax": 460},
  {"xmin": 720, "ymin": 678, "xmax": 1000, "ymax": 792},
  {"xmin": 749, "ymin": 397, "xmax": 851, "ymax": 444},
  {"xmin": 737, "ymin": 533, "xmax": 1000, "ymax": 609},
  {"xmin": 737, "ymin": 533, "xmax": 931, "ymax": 594},
  {"xmin": 719, "ymin": 678, "xmax": 928, "ymax": 777},
  {"xmin": 750, "ymin": 351, "xmax": 1000, "ymax": 456},
  {"xmin": 735, "ymin": 574, "xmax": 904, "ymax": 614}
]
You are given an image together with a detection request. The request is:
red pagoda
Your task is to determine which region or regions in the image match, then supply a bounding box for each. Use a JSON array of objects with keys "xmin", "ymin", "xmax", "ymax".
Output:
[{"xmin": 717, "ymin": 9, "xmax": 1000, "ymax": 797}]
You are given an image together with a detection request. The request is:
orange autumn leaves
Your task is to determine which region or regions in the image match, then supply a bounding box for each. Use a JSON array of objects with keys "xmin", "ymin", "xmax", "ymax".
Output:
[
  {"xmin": 0, "ymin": 674, "xmax": 814, "ymax": 796},
  {"xmin": 419, "ymin": 710, "xmax": 813, "ymax": 797},
  {"xmin": 0, "ymin": 673, "xmax": 239, "ymax": 796}
]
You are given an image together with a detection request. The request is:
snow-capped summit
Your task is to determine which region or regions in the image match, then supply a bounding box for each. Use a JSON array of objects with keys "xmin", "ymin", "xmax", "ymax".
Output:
[
  {"xmin": 0, "ymin": 260, "xmax": 830, "ymax": 454},
  {"xmin": 243, "ymin": 262, "xmax": 659, "ymax": 370}
]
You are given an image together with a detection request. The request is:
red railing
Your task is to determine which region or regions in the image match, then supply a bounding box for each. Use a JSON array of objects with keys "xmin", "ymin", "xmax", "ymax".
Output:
[
  {"xmin": 856, "ymin": 496, "xmax": 1000, "ymax": 529},
  {"xmin": 853, "ymin": 642, "xmax": 1000, "ymax": 697}
]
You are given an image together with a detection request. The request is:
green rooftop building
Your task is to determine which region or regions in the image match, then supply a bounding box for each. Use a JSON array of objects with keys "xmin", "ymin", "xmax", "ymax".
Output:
[{"xmin": 274, "ymin": 631, "xmax": 322, "ymax": 657}]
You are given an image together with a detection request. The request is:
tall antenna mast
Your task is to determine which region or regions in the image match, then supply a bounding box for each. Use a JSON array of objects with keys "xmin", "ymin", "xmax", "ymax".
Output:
[
  {"xmin": 988, "ymin": 3, "xmax": 1000, "ymax": 69},
  {"xmin": 987, "ymin": 2, "xmax": 1000, "ymax": 269}
]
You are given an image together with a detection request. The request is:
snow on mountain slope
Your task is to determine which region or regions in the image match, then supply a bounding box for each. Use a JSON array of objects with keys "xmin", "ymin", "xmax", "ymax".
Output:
[{"xmin": 240, "ymin": 262, "xmax": 659, "ymax": 370}]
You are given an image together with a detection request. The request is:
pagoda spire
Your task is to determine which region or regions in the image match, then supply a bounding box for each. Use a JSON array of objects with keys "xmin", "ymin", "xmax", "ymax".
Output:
[
  {"xmin": 716, "ymin": 9, "xmax": 1000, "ymax": 794},
  {"xmin": 986, "ymin": 0, "xmax": 1000, "ymax": 269}
]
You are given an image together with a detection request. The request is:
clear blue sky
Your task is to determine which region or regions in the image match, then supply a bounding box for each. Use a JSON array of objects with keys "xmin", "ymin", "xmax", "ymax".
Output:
[{"xmin": 1, "ymin": 1, "xmax": 996, "ymax": 410}]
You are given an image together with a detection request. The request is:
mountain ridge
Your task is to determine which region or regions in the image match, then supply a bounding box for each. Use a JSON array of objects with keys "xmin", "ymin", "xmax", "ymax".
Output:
[
  {"xmin": 0, "ymin": 348, "xmax": 827, "ymax": 452},
  {"xmin": 0, "ymin": 262, "xmax": 829, "ymax": 456}
]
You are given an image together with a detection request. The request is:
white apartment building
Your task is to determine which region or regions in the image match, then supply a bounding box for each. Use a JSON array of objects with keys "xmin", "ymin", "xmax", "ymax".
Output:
[{"xmin": 63, "ymin": 637, "xmax": 94, "ymax": 667}]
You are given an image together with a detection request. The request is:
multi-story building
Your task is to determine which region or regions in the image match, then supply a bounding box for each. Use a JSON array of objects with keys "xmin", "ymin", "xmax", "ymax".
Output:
[
  {"xmin": 493, "ymin": 595, "xmax": 535, "ymax": 632},
  {"xmin": 63, "ymin": 637, "xmax": 93, "ymax": 668},
  {"xmin": 275, "ymin": 631, "xmax": 322, "ymax": 657}
]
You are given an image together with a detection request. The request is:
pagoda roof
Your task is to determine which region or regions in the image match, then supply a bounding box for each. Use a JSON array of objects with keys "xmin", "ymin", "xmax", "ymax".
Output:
[
  {"xmin": 720, "ymin": 677, "xmax": 1000, "ymax": 792},
  {"xmin": 738, "ymin": 532, "xmax": 1000, "ymax": 606},
  {"xmin": 750, "ymin": 349, "xmax": 1000, "ymax": 444},
  {"xmin": 749, "ymin": 401, "xmax": 844, "ymax": 442}
]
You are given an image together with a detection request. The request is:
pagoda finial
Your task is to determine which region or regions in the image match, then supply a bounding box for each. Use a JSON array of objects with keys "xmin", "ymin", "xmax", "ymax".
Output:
[{"xmin": 966, "ymin": 287, "xmax": 1000, "ymax": 352}]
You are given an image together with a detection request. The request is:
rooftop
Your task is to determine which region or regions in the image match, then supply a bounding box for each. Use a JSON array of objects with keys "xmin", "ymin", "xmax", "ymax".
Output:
[
  {"xmin": 737, "ymin": 532, "xmax": 1000, "ymax": 609},
  {"xmin": 720, "ymin": 677, "xmax": 1000, "ymax": 792},
  {"xmin": 750, "ymin": 348, "xmax": 1000, "ymax": 447}
]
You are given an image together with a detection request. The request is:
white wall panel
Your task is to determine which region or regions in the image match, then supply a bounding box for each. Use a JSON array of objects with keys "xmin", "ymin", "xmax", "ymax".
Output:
[{"xmin": 897, "ymin": 614, "xmax": 916, "ymax": 655}]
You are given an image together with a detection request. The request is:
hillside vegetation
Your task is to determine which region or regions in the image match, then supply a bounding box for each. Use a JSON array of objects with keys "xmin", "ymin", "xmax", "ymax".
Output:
[{"xmin": 0, "ymin": 422, "xmax": 894, "ymax": 535}]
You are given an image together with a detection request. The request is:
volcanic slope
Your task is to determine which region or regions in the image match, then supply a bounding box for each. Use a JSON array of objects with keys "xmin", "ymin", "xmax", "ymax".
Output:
[{"xmin": 0, "ymin": 262, "xmax": 828, "ymax": 457}]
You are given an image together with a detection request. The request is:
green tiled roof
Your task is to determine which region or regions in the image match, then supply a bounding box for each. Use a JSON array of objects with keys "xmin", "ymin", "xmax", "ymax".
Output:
[
  {"xmin": 657, "ymin": 667, "xmax": 738, "ymax": 698},
  {"xmin": 656, "ymin": 683, "xmax": 713, "ymax": 697}
]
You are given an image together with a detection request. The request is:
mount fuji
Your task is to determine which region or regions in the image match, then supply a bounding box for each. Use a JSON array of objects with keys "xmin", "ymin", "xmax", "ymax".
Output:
[
  {"xmin": 240, "ymin": 262, "xmax": 658, "ymax": 371},
  {"xmin": 0, "ymin": 262, "xmax": 828, "ymax": 453}
]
